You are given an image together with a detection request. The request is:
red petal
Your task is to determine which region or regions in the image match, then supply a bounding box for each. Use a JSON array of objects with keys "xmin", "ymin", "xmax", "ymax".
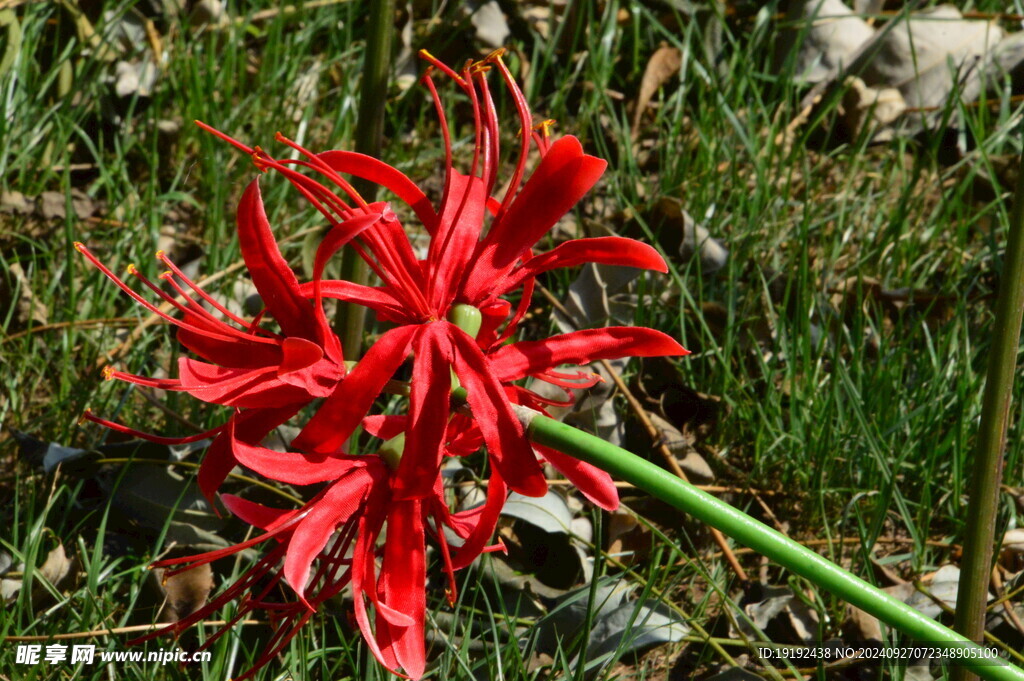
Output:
[
  {"xmin": 277, "ymin": 336, "xmax": 323, "ymax": 375},
  {"xmin": 427, "ymin": 172, "xmax": 486, "ymax": 310},
  {"xmin": 392, "ymin": 323, "xmax": 454, "ymax": 499},
  {"xmin": 362, "ymin": 414, "xmax": 408, "ymax": 440},
  {"xmin": 293, "ymin": 324, "xmax": 417, "ymax": 454},
  {"xmin": 237, "ymin": 179, "xmax": 318, "ymax": 340},
  {"xmin": 535, "ymin": 443, "xmax": 619, "ymax": 511},
  {"xmin": 298, "ymin": 279, "xmax": 408, "ymax": 320},
  {"xmin": 318, "ymin": 150, "xmax": 437, "ymax": 231},
  {"xmin": 450, "ymin": 325, "xmax": 547, "ymax": 497},
  {"xmin": 176, "ymin": 327, "xmax": 281, "ymax": 369},
  {"xmin": 178, "ymin": 358, "xmax": 311, "ymax": 408},
  {"xmin": 465, "ymin": 136, "xmax": 606, "ymax": 300},
  {"xmin": 233, "ymin": 436, "xmax": 366, "ymax": 486},
  {"xmin": 490, "ymin": 327, "xmax": 689, "ymax": 383},
  {"xmin": 197, "ymin": 406, "xmax": 300, "ymax": 501},
  {"xmin": 283, "ymin": 465, "xmax": 380, "ymax": 602},
  {"xmin": 221, "ymin": 493, "xmax": 298, "ymax": 530},
  {"xmin": 448, "ymin": 468, "xmax": 508, "ymax": 570},
  {"xmin": 351, "ymin": 502, "xmax": 391, "ymax": 669},
  {"xmin": 498, "ymin": 237, "xmax": 667, "ymax": 293},
  {"xmin": 377, "ymin": 499, "xmax": 426, "ymax": 679}
]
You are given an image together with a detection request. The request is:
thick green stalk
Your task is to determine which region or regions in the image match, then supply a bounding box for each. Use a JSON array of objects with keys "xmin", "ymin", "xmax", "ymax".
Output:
[
  {"xmin": 950, "ymin": 148, "xmax": 1024, "ymax": 681},
  {"xmin": 338, "ymin": 0, "xmax": 395, "ymax": 358},
  {"xmin": 525, "ymin": 413, "xmax": 1024, "ymax": 681}
]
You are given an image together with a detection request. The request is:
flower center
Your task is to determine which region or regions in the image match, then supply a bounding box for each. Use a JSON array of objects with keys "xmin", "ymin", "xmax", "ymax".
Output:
[
  {"xmin": 447, "ymin": 303, "xmax": 482, "ymax": 339},
  {"xmin": 378, "ymin": 432, "xmax": 406, "ymax": 471}
]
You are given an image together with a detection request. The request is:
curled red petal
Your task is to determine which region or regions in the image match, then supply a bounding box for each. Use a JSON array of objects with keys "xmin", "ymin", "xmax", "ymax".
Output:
[
  {"xmin": 393, "ymin": 323, "xmax": 454, "ymax": 500},
  {"xmin": 283, "ymin": 465, "xmax": 382, "ymax": 603},
  {"xmin": 497, "ymin": 237, "xmax": 667, "ymax": 294},
  {"xmin": 317, "ymin": 150, "xmax": 437, "ymax": 231},
  {"xmin": 221, "ymin": 493, "xmax": 300, "ymax": 531},
  {"xmin": 293, "ymin": 324, "xmax": 417, "ymax": 454},
  {"xmin": 298, "ymin": 279, "xmax": 408, "ymax": 320},
  {"xmin": 450, "ymin": 324, "xmax": 547, "ymax": 497},
  {"xmin": 362, "ymin": 414, "xmax": 408, "ymax": 440},
  {"xmin": 534, "ymin": 443, "xmax": 618, "ymax": 511},
  {"xmin": 232, "ymin": 436, "xmax": 366, "ymax": 486},
  {"xmin": 377, "ymin": 499, "xmax": 426, "ymax": 679},
  {"xmin": 490, "ymin": 327, "xmax": 689, "ymax": 383},
  {"xmin": 465, "ymin": 136, "xmax": 607, "ymax": 300},
  {"xmin": 237, "ymin": 179, "xmax": 319, "ymax": 340},
  {"xmin": 448, "ymin": 468, "xmax": 508, "ymax": 570}
]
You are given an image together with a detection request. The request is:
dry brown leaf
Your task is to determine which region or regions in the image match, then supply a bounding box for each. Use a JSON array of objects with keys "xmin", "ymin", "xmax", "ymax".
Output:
[
  {"xmin": 152, "ymin": 563, "xmax": 213, "ymax": 624},
  {"xmin": 606, "ymin": 509, "xmax": 652, "ymax": 567},
  {"xmin": 632, "ymin": 45, "xmax": 682, "ymax": 136},
  {"xmin": 841, "ymin": 75, "xmax": 906, "ymax": 141},
  {"xmin": 6, "ymin": 263, "xmax": 48, "ymax": 327}
]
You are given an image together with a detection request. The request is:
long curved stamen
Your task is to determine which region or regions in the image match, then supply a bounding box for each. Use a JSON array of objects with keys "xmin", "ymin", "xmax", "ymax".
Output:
[
  {"xmin": 127, "ymin": 264, "xmax": 281, "ymax": 347},
  {"xmin": 462, "ymin": 62, "xmax": 485, "ymax": 183},
  {"xmin": 473, "ymin": 67, "xmax": 501, "ymax": 194},
  {"xmin": 103, "ymin": 365, "xmax": 186, "ymax": 391},
  {"xmin": 76, "ymin": 244, "xmax": 278, "ymax": 347},
  {"xmin": 422, "ymin": 69, "xmax": 454, "ymax": 223},
  {"xmin": 532, "ymin": 119, "xmax": 556, "ymax": 156},
  {"xmin": 259, "ymin": 156, "xmax": 356, "ymax": 222},
  {"xmin": 158, "ymin": 272, "xmax": 274, "ymax": 341},
  {"xmin": 496, "ymin": 276, "xmax": 535, "ymax": 345},
  {"xmin": 275, "ymin": 132, "xmax": 371, "ymax": 212},
  {"xmin": 419, "ymin": 49, "xmax": 467, "ymax": 87},
  {"xmin": 157, "ymin": 251, "xmax": 275, "ymax": 335},
  {"xmin": 487, "ymin": 52, "xmax": 534, "ymax": 215},
  {"xmin": 81, "ymin": 409, "xmax": 225, "ymax": 444},
  {"xmin": 432, "ymin": 508, "xmax": 458, "ymax": 606},
  {"xmin": 194, "ymin": 120, "xmax": 256, "ymax": 155}
]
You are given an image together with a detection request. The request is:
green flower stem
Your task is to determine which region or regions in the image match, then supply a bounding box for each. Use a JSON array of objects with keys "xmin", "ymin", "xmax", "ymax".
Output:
[
  {"xmin": 951, "ymin": 148, "xmax": 1024, "ymax": 681},
  {"xmin": 524, "ymin": 413, "xmax": 1024, "ymax": 681},
  {"xmin": 338, "ymin": 0, "xmax": 395, "ymax": 358}
]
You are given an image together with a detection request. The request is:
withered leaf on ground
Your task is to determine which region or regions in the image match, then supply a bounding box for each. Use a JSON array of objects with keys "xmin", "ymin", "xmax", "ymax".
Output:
[
  {"xmin": 151, "ymin": 563, "xmax": 214, "ymax": 624},
  {"xmin": 632, "ymin": 45, "xmax": 682, "ymax": 136}
]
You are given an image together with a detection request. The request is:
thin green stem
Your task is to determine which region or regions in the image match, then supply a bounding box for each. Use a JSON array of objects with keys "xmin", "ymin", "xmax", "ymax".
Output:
[
  {"xmin": 337, "ymin": 0, "xmax": 395, "ymax": 358},
  {"xmin": 951, "ymin": 146, "xmax": 1024, "ymax": 681},
  {"xmin": 524, "ymin": 413, "xmax": 1024, "ymax": 681}
]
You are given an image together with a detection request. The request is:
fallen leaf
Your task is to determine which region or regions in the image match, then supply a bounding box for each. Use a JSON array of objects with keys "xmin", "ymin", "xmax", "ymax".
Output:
[
  {"xmin": 606, "ymin": 509, "xmax": 652, "ymax": 567},
  {"xmin": 652, "ymin": 197, "xmax": 728, "ymax": 273},
  {"xmin": 6, "ymin": 263, "xmax": 48, "ymax": 328},
  {"xmin": 152, "ymin": 563, "xmax": 213, "ymax": 624},
  {"xmin": 470, "ymin": 0, "xmax": 510, "ymax": 49},
  {"xmin": 632, "ymin": 45, "xmax": 682, "ymax": 135},
  {"xmin": 841, "ymin": 75, "xmax": 907, "ymax": 140},
  {"xmin": 776, "ymin": 0, "xmax": 874, "ymax": 85}
]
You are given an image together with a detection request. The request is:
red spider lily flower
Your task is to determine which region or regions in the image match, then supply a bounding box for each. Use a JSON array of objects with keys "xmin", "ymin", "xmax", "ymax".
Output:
[
  {"xmin": 75, "ymin": 179, "xmax": 347, "ymax": 498},
  {"xmin": 196, "ymin": 49, "xmax": 687, "ymax": 503},
  {"xmin": 136, "ymin": 451, "xmax": 507, "ymax": 680}
]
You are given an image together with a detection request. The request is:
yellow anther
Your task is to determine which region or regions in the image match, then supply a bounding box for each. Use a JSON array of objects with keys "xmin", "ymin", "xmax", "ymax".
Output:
[
  {"xmin": 483, "ymin": 47, "xmax": 507, "ymax": 62},
  {"xmin": 533, "ymin": 119, "xmax": 557, "ymax": 134},
  {"xmin": 419, "ymin": 48, "xmax": 437, "ymax": 61},
  {"xmin": 155, "ymin": 249, "xmax": 165, "ymax": 259},
  {"xmin": 126, "ymin": 264, "xmax": 138, "ymax": 275},
  {"xmin": 77, "ymin": 409, "xmax": 91, "ymax": 425},
  {"xmin": 73, "ymin": 241, "xmax": 86, "ymax": 252},
  {"xmin": 102, "ymin": 366, "xmax": 115, "ymax": 380},
  {"xmin": 251, "ymin": 146, "xmax": 271, "ymax": 172},
  {"xmin": 160, "ymin": 271, "xmax": 173, "ymax": 279}
]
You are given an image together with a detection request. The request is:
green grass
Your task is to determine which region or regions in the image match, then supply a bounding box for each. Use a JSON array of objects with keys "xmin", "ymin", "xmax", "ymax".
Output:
[{"xmin": 3, "ymin": 0, "xmax": 1024, "ymax": 679}]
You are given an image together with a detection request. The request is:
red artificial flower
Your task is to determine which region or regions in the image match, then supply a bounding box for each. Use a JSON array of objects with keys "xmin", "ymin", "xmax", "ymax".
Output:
[
  {"xmin": 75, "ymin": 178, "xmax": 346, "ymax": 498},
  {"xmin": 198, "ymin": 49, "xmax": 687, "ymax": 505},
  {"xmin": 137, "ymin": 450, "xmax": 507, "ymax": 680}
]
